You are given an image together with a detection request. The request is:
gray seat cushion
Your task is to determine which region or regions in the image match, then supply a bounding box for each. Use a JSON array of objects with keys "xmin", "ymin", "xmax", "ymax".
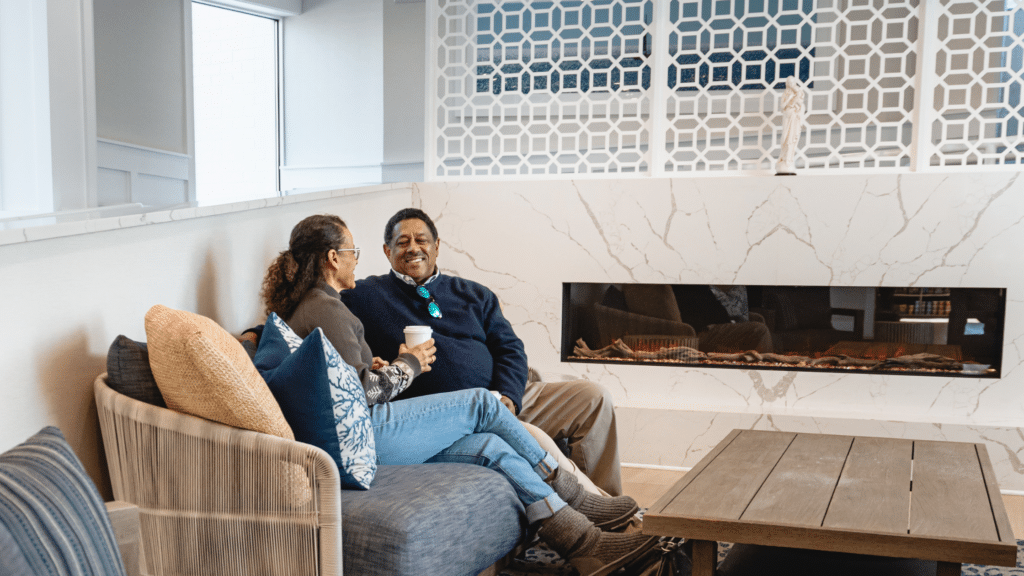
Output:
[{"xmin": 341, "ymin": 463, "xmax": 527, "ymax": 576}]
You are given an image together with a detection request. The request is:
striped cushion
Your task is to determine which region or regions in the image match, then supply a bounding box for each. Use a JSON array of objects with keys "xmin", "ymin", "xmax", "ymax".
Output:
[
  {"xmin": 0, "ymin": 427, "xmax": 126, "ymax": 576},
  {"xmin": 0, "ymin": 522, "xmax": 34, "ymax": 576}
]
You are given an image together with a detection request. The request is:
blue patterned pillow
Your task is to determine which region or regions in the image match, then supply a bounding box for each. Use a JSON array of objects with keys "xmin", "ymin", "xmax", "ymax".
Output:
[
  {"xmin": 254, "ymin": 313, "xmax": 377, "ymax": 489},
  {"xmin": 0, "ymin": 426, "xmax": 127, "ymax": 576}
]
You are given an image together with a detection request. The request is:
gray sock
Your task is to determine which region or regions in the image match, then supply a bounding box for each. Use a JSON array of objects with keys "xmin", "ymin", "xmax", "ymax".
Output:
[{"xmin": 548, "ymin": 467, "xmax": 638, "ymax": 527}]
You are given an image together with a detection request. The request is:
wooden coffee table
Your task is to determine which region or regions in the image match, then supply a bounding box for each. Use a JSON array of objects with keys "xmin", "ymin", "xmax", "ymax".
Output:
[{"xmin": 643, "ymin": 429, "xmax": 1017, "ymax": 576}]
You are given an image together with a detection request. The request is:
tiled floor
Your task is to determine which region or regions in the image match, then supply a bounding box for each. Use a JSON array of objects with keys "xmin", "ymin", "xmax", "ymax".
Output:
[{"xmin": 622, "ymin": 465, "xmax": 1024, "ymax": 539}]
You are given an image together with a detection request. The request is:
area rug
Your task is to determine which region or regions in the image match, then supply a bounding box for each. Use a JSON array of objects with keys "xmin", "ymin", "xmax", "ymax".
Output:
[{"xmin": 499, "ymin": 539, "xmax": 1024, "ymax": 576}]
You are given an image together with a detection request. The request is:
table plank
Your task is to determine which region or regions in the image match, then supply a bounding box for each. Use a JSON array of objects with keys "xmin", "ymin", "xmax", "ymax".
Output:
[
  {"xmin": 660, "ymin": 430, "xmax": 795, "ymax": 520},
  {"xmin": 911, "ymin": 440, "xmax": 998, "ymax": 542},
  {"xmin": 822, "ymin": 436, "xmax": 913, "ymax": 534},
  {"xmin": 647, "ymin": 429, "xmax": 742, "ymax": 516},
  {"xmin": 741, "ymin": 433, "xmax": 852, "ymax": 527},
  {"xmin": 643, "ymin": 430, "xmax": 1018, "ymax": 569},
  {"xmin": 976, "ymin": 443, "xmax": 1017, "ymax": 544}
]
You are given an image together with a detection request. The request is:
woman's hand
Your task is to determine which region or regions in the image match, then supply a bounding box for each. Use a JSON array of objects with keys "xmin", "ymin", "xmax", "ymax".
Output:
[
  {"xmin": 399, "ymin": 338, "xmax": 436, "ymax": 373},
  {"xmin": 372, "ymin": 357, "xmax": 390, "ymax": 370}
]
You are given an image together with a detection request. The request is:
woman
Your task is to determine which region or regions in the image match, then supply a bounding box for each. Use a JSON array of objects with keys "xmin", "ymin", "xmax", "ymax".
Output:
[{"xmin": 260, "ymin": 214, "xmax": 653, "ymax": 575}]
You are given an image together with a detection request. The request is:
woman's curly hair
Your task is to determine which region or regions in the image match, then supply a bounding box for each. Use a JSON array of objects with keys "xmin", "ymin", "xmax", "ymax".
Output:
[{"xmin": 261, "ymin": 214, "xmax": 348, "ymax": 320}]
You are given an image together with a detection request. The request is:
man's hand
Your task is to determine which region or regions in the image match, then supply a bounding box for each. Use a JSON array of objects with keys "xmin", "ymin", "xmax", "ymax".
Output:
[
  {"xmin": 399, "ymin": 339, "xmax": 436, "ymax": 373},
  {"xmin": 371, "ymin": 357, "xmax": 389, "ymax": 370},
  {"xmin": 499, "ymin": 395, "xmax": 518, "ymax": 416}
]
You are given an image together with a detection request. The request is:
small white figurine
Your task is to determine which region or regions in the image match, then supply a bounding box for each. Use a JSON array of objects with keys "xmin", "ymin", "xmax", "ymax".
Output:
[{"xmin": 776, "ymin": 76, "xmax": 805, "ymax": 175}]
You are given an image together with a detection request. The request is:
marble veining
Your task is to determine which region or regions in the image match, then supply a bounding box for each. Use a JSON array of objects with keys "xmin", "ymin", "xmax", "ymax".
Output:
[{"xmin": 413, "ymin": 172, "xmax": 1024, "ymax": 489}]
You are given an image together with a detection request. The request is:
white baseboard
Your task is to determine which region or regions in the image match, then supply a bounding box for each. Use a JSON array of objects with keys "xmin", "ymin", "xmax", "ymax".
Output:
[{"xmin": 622, "ymin": 463, "xmax": 691, "ymax": 472}]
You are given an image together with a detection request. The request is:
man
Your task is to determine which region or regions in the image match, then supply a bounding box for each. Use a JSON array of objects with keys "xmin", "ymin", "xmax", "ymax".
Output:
[{"xmin": 342, "ymin": 208, "xmax": 623, "ymax": 495}]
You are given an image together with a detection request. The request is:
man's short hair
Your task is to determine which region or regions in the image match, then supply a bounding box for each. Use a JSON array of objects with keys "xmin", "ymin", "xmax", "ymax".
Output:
[{"xmin": 384, "ymin": 208, "xmax": 439, "ymax": 246}]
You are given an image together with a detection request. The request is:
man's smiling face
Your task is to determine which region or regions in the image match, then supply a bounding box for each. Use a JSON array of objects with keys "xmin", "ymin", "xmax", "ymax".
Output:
[{"xmin": 384, "ymin": 218, "xmax": 440, "ymax": 285}]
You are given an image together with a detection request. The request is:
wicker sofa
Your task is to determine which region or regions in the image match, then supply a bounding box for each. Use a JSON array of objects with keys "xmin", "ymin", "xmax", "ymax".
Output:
[{"xmin": 95, "ymin": 371, "xmax": 528, "ymax": 576}]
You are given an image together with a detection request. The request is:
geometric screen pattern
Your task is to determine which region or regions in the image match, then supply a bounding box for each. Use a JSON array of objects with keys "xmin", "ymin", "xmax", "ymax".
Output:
[
  {"xmin": 429, "ymin": 0, "xmax": 1022, "ymax": 179},
  {"xmin": 664, "ymin": 0, "xmax": 920, "ymax": 172},
  {"xmin": 928, "ymin": 0, "xmax": 1024, "ymax": 166},
  {"xmin": 475, "ymin": 1, "xmax": 653, "ymax": 94},
  {"xmin": 432, "ymin": 0, "xmax": 654, "ymax": 177}
]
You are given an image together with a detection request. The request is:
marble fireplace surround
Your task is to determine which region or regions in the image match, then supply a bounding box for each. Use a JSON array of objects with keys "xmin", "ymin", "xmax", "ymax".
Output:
[{"xmin": 412, "ymin": 171, "xmax": 1024, "ymax": 491}]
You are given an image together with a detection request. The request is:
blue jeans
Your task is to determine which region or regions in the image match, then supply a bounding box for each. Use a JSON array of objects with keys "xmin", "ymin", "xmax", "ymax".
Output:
[{"xmin": 369, "ymin": 388, "xmax": 566, "ymax": 523}]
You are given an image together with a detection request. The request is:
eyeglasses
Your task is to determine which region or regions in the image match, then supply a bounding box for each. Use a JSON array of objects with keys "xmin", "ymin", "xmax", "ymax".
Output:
[
  {"xmin": 335, "ymin": 247, "xmax": 360, "ymax": 260},
  {"xmin": 416, "ymin": 285, "xmax": 443, "ymax": 318}
]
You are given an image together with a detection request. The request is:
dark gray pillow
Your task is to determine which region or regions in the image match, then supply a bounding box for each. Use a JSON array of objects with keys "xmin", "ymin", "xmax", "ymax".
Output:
[{"xmin": 106, "ymin": 335, "xmax": 166, "ymax": 407}]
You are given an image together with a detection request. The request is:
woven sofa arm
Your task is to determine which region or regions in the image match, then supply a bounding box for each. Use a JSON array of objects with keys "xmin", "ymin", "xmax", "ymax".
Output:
[{"xmin": 94, "ymin": 375, "xmax": 341, "ymax": 576}]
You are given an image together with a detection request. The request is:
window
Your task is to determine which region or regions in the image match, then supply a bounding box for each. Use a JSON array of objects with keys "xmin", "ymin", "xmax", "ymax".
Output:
[{"xmin": 191, "ymin": 2, "xmax": 279, "ymax": 205}]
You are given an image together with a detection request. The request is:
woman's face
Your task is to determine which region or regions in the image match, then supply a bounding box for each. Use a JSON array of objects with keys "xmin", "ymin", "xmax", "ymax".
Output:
[{"xmin": 330, "ymin": 227, "xmax": 359, "ymax": 291}]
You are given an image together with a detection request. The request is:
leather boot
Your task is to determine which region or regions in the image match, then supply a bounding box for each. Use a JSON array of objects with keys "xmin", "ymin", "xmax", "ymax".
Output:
[
  {"xmin": 537, "ymin": 506, "xmax": 657, "ymax": 576},
  {"xmin": 547, "ymin": 466, "xmax": 639, "ymax": 531}
]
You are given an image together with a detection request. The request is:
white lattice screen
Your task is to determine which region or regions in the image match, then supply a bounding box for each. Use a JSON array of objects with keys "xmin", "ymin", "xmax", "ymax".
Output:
[
  {"xmin": 432, "ymin": 0, "xmax": 654, "ymax": 176},
  {"xmin": 426, "ymin": 0, "xmax": 1024, "ymax": 178},
  {"xmin": 924, "ymin": 0, "xmax": 1024, "ymax": 166}
]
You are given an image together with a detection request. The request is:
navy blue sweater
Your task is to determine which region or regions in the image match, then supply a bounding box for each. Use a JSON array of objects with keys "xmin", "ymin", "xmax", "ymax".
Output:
[{"xmin": 341, "ymin": 272, "xmax": 529, "ymax": 410}]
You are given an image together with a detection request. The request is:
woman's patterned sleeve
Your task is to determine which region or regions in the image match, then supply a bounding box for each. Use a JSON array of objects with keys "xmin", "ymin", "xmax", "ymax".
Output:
[{"xmin": 362, "ymin": 360, "xmax": 416, "ymax": 406}]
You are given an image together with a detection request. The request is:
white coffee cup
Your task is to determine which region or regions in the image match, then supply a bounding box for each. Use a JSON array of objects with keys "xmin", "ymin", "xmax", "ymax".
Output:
[{"xmin": 404, "ymin": 325, "xmax": 433, "ymax": 347}]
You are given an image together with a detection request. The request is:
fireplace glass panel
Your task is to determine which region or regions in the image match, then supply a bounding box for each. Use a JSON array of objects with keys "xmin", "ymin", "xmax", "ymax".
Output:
[{"xmin": 563, "ymin": 283, "xmax": 1005, "ymax": 378}]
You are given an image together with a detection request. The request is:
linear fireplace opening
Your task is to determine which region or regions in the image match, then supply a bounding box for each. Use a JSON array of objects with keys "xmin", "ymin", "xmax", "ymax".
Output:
[{"xmin": 562, "ymin": 283, "xmax": 1006, "ymax": 378}]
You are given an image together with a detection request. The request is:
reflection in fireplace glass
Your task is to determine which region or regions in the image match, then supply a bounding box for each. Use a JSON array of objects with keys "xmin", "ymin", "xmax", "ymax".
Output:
[{"xmin": 562, "ymin": 284, "xmax": 1005, "ymax": 378}]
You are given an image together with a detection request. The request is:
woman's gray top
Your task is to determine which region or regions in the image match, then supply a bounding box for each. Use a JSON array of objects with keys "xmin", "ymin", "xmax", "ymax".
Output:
[{"xmin": 286, "ymin": 281, "xmax": 421, "ymax": 406}]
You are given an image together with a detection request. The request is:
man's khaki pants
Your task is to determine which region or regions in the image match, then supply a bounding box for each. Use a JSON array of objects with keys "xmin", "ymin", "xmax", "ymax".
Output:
[{"xmin": 518, "ymin": 378, "xmax": 622, "ymax": 496}]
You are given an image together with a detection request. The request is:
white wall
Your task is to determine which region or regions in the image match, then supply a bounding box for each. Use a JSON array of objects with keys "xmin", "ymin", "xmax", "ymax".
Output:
[
  {"xmin": 93, "ymin": 0, "xmax": 196, "ymax": 208},
  {"xmin": 94, "ymin": 0, "xmax": 188, "ymax": 153},
  {"xmin": 382, "ymin": 0, "xmax": 425, "ymax": 183},
  {"xmin": 0, "ymin": 187, "xmax": 411, "ymax": 497},
  {"xmin": 281, "ymin": 0, "xmax": 385, "ymax": 191}
]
